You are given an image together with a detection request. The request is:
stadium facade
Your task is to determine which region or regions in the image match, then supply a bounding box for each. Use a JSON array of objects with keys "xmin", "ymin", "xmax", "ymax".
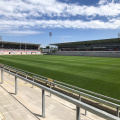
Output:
[{"xmin": 0, "ymin": 41, "xmax": 41, "ymax": 55}]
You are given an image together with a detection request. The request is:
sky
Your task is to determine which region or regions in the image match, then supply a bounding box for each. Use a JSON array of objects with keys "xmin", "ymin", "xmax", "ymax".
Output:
[{"xmin": 0, "ymin": 0, "xmax": 120, "ymax": 47}]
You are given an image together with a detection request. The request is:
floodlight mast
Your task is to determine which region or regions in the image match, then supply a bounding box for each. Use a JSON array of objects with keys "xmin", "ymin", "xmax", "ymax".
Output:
[
  {"xmin": 49, "ymin": 32, "xmax": 52, "ymax": 44},
  {"xmin": 49, "ymin": 32, "xmax": 52, "ymax": 53}
]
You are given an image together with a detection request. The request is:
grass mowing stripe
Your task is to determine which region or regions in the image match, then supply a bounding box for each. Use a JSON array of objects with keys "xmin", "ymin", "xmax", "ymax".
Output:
[
  {"xmin": 0, "ymin": 55, "xmax": 120, "ymax": 100},
  {"xmin": 0, "ymin": 56, "xmax": 120, "ymax": 83},
  {"xmin": 1, "ymin": 56, "xmax": 120, "ymax": 83},
  {"xmin": 2, "ymin": 55, "xmax": 120, "ymax": 73},
  {"xmin": 2, "ymin": 55, "xmax": 120, "ymax": 67}
]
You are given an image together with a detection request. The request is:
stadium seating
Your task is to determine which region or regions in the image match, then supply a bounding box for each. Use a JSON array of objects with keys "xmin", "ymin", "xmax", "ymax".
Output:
[
  {"xmin": 0, "ymin": 49, "xmax": 41, "ymax": 55},
  {"xmin": 51, "ymin": 51, "xmax": 120, "ymax": 57}
]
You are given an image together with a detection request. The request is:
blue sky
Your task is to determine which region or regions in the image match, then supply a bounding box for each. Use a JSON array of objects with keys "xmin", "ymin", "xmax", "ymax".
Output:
[{"xmin": 0, "ymin": 0, "xmax": 120, "ymax": 47}]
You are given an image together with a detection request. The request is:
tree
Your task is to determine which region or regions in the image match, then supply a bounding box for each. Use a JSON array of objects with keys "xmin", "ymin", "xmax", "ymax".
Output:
[{"xmin": 46, "ymin": 46, "xmax": 50, "ymax": 49}]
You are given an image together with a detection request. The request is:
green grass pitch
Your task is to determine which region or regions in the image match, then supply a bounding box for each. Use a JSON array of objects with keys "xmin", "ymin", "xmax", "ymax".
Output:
[{"xmin": 0, "ymin": 55, "xmax": 120, "ymax": 100}]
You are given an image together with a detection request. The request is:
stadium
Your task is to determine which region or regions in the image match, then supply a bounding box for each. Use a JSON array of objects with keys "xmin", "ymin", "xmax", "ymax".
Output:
[
  {"xmin": 0, "ymin": 37, "xmax": 120, "ymax": 120},
  {"xmin": 1, "ymin": 0, "xmax": 120, "ymax": 119}
]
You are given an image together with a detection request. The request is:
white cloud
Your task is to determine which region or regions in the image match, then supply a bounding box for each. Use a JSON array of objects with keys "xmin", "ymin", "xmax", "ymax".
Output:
[
  {"xmin": 0, "ymin": 0, "xmax": 120, "ymax": 18},
  {"xmin": 0, "ymin": 19, "xmax": 120, "ymax": 30},
  {"xmin": 98, "ymin": 0, "xmax": 119, "ymax": 5},
  {"xmin": 1, "ymin": 30, "xmax": 43, "ymax": 36},
  {"xmin": 0, "ymin": 0, "xmax": 120, "ymax": 31}
]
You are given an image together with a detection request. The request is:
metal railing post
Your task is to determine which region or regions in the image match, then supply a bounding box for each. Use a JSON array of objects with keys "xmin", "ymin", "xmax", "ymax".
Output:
[
  {"xmin": 26, "ymin": 73, "xmax": 28, "ymax": 79},
  {"xmin": 15, "ymin": 76, "xmax": 17, "ymax": 95},
  {"xmin": 76, "ymin": 106, "xmax": 80, "ymax": 120},
  {"xmin": 85, "ymin": 110, "xmax": 87, "ymax": 116},
  {"xmin": 50, "ymin": 82, "xmax": 52, "ymax": 97},
  {"xmin": 42, "ymin": 89, "xmax": 45, "ymax": 118},
  {"xmin": 1, "ymin": 68, "xmax": 3, "ymax": 84},
  {"xmin": 9, "ymin": 69, "xmax": 10, "ymax": 75},
  {"xmin": 117, "ymin": 107, "xmax": 119, "ymax": 117},
  {"xmin": 79, "ymin": 94, "xmax": 87, "ymax": 116},
  {"xmin": 25, "ymin": 73, "xmax": 28, "ymax": 84},
  {"xmin": 78, "ymin": 94, "xmax": 81, "ymax": 119},
  {"xmin": 79, "ymin": 94, "xmax": 81, "ymax": 101},
  {"xmin": 16, "ymin": 71, "xmax": 18, "ymax": 75},
  {"xmin": 32, "ymin": 76, "xmax": 34, "ymax": 88}
]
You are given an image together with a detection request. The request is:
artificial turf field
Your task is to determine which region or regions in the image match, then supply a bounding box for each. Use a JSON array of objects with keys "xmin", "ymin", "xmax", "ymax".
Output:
[{"xmin": 0, "ymin": 55, "xmax": 120, "ymax": 100}]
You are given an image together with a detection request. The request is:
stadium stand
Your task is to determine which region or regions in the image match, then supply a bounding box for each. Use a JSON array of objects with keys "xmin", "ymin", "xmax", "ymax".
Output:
[
  {"xmin": 0, "ymin": 41, "xmax": 41, "ymax": 55},
  {"xmin": 50, "ymin": 38, "xmax": 120, "ymax": 57}
]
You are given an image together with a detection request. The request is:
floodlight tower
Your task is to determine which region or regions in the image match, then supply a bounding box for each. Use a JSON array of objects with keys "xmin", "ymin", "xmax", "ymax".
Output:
[
  {"xmin": 49, "ymin": 32, "xmax": 52, "ymax": 45},
  {"xmin": 49, "ymin": 32, "xmax": 52, "ymax": 52}
]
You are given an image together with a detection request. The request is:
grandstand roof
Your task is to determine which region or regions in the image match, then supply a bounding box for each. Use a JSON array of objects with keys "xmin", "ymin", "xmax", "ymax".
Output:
[
  {"xmin": 51, "ymin": 38, "xmax": 120, "ymax": 46},
  {"xmin": 0, "ymin": 41, "xmax": 40, "ymax": 46}
]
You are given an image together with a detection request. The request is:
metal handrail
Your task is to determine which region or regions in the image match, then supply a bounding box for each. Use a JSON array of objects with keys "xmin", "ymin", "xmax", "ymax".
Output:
[
  {"xmin": 2, "ymin": 63, "xmax": 120, "ymax": 104},
  {"xmin": 53, "ymin": 80, "xmax": 120, "ymax": 103},
  {"xmin": 0, "ymin": 67, "xmax": 119, "ymax": 120},
  {"xmin": 0, "ymin": 64, "xmax": 120, "ymax": 108},
  {"xmin": 29, "ymin": 75, "xmax": 120, "ymax": 108},
  {"xmin": 3, "ymin": 65, "xmax": 46, "ymax": 79}
]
